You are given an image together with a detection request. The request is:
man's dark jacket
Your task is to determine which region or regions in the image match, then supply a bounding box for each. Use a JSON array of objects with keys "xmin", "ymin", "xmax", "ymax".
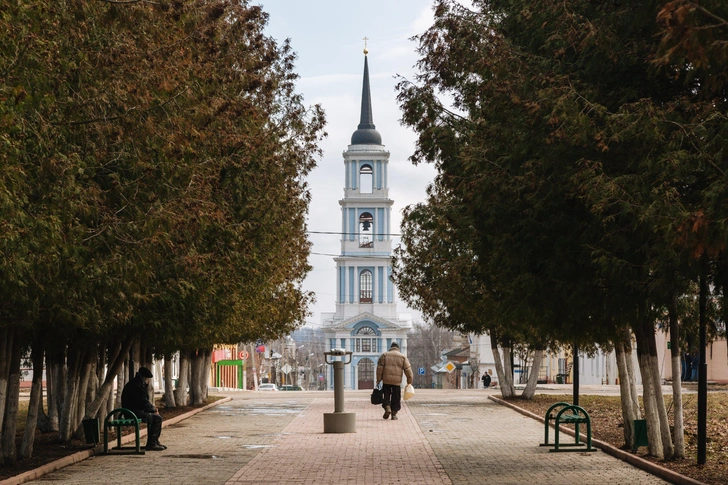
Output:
[{"xmin": 121, "ymin": 375, "xmax": 155, "ymax": 417}]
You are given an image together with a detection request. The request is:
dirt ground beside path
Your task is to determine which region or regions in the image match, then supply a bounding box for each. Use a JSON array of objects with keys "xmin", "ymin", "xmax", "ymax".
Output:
[
  {"xmin": 506, "ymin": 393, "xmax": 728, "ymax": 485},
  {"xmin": 0, "ymin": 397, "xmax": 222, "ymax": 482}
]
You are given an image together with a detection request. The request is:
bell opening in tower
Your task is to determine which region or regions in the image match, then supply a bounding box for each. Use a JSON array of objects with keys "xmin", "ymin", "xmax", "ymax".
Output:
[
  {"xmin": 359, "ymin": 212, "xmax": 374, "ymax": 248},
  {"xmin": 360, "ymin": 164, "xmax": 373, "ymax": 193}
]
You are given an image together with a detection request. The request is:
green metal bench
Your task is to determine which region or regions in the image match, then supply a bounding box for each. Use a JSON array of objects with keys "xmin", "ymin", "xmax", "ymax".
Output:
[
  {"xmin": 549, "ymin": 404, "xmax": 597, "ymax": 453},
  {"xmin": 103, "ymin": 408, "xmax": 145, "ymax": 454}
]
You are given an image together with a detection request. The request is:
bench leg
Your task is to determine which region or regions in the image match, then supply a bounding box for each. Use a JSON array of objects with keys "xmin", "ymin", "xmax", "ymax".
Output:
[
  {"xmin": 542, "ymin": 416, "xmax": 551, "ymax": 446},
  {"xmin": 135, "ymin": 425, "xmax": 140, "ymax": 453}
]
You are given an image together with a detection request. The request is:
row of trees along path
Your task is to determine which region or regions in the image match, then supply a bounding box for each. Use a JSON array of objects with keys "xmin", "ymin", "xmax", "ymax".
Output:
[
  {"xmin": 392, "ymin": 0, "xmax": 728, "ymax": 464},
  {"xmin": 0, "ymin": 0, "xmax": 325, "ymax": 464}
]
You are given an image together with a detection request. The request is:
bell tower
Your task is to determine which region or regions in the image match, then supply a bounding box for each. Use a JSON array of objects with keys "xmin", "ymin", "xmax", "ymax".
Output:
[
  {"xmin": 335, "ymin": 50, "xmax": 396, "ymax": 320},
  {"xmin": 321, "ymin": 47, "xmax": 411, "ymax": 390}
]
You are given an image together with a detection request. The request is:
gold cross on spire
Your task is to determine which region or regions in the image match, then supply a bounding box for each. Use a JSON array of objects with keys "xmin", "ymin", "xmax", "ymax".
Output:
[{"xmin": 363, "ymin": 36, "xmax": 369, "ymax": 55}]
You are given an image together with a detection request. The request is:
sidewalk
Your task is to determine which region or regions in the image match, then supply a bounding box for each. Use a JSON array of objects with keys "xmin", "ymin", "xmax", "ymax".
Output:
[{"xmin": 18, "ymin": 390, "xmax": 669, "ymax": 485}]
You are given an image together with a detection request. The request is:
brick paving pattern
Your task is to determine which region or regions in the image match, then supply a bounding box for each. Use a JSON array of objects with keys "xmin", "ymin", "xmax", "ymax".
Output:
[
  {"xmin": 409, "ymin": 392, "xmax": 668, "ymax": 485},
  {"xmin": 18, "ymin": 390, "xmax": 670, "ymax": 485},
  {"xmin": 225, "ymin": 396, "xmax": 450, "ymax": 485},
  {"xmin": 21, "ymin": 399, "xmax": 307, "ymax": 485}
]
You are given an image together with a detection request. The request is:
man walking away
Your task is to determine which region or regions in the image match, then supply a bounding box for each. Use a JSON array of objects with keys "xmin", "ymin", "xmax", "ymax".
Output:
[
  {"xmin": 482, "ymin": 372, "xmax": 491, "ymax": 389},
  {"xmin": 376, "ymin": 342, "xmax": 413, "ymax": 420},
  {"xmin": 121, "ymin": 366, "xmax": 166, "ymax": 451}
]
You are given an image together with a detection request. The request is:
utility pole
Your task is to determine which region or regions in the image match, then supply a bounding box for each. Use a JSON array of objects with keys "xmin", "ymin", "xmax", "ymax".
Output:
[{"xmin": 698, "ymin": 257, "xmax": 708, "ymax": 465}]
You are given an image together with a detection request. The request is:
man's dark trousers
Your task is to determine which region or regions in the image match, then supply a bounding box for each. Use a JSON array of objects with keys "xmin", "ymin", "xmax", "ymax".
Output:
[
  {"xmin": 382, "ymin": 384, "xmax": 402, "ymax": 413},
  {"xmin": 138, "ymin": 412, "xmax": 162, "ymax": 446}
]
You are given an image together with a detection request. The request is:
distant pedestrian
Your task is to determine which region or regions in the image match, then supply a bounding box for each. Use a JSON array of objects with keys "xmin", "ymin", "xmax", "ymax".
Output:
[
  {"xmin": 482, "ymin": 372, "xmax": 491, "ymax": 388},
  {"xmin": 121, "ymin": 366, "xmax": 165, "ymax": 451},
  {"xmin": 691, "ymin": 353, "xmax": 700, "ymax": 382},
  {"xmin": 376, "ymin": 342, "xmax": 413, "ymax": 420},
  {"xmin": 682, "ymin": 352, "xmax": 691, "ymax": 382}
]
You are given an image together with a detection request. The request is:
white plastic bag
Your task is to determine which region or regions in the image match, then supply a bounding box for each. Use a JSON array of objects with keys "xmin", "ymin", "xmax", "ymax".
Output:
[{"xmin": 403, "ymin": 384, "xmax": 415, "ymax": 401}]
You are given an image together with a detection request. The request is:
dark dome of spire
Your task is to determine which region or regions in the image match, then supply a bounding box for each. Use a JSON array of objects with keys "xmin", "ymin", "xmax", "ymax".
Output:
[
  {"xmin": 351, "ymin": 55, "xmax": 382, "ymax": 145},
  {"xmin": 351, "ymin": 128, "xmax": 382, "ymax": 145}
]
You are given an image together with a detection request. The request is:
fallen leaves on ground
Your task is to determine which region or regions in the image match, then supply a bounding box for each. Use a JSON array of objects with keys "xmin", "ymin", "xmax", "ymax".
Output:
[{"xmin": 506, "ymin": 392, "xmax": 728, "ymax": 485}]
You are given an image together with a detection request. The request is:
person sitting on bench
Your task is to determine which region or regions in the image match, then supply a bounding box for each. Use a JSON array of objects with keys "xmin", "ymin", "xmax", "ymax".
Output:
[{"xmin": 121, "ymin": 366, "xmax": 165, "ymax": 451}]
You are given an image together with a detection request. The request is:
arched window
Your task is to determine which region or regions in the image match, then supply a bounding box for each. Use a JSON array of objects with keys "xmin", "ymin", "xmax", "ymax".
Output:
[
  {"xmin": 355, "ymin": 326, "xmax": 375, "ymax": 353},
  {"xmin": 359, "ymin": 270, "xmax": 373, "ymax": 303},
  {"xmin": 359, "ymin": 212, "xmax": 374, "ymax": 247},
  {"xmin": 356, "ymin": 326, "xmax": 375, "ymax": 335},
  {"xmin": 360, "ymin": 164, "xmax": 373, "ymax": 193}
]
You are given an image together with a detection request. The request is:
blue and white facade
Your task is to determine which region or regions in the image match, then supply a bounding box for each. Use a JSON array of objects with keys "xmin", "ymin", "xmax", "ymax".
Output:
[{"xmin": 321, "ymin": 52, "xmax": 411, "ymax": 390}]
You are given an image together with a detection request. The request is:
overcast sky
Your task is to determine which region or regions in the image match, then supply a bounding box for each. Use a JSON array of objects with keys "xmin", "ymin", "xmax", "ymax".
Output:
[{"xmin": 260, "ymin": 1, "xmax": 439, "ymax": 327}]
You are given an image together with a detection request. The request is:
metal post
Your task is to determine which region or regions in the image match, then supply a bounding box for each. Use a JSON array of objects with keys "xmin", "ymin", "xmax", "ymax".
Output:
[
  {"xmin": 333, "ymin": 360, "xmax": 345, "ymax": 413},
  {"xmin": 573, "ymin": 344, "xmax": 579, "ymax": 407},
  {"xmin": 698, "ymin": 261, "xmax": 708, "ymax": 465},
  {"xmin": 323, "ymin": 350, "xmax": 355, "ymax": 433}
]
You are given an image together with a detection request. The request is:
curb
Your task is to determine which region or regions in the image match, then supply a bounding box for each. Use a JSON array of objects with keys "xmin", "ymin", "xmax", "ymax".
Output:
[
  {"xmin": 0, "ymin": 396, "xmax": 233, "ymax": 485},
  {"xmin": 488, "ymin": 396, "xmax": 707, "ymax": 485}
]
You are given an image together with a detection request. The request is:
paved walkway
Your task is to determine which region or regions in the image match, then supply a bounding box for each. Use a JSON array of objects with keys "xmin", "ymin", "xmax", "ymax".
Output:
[{"xmin": 20, "ymin": 390, "xmax": 669, "ymax": 485}]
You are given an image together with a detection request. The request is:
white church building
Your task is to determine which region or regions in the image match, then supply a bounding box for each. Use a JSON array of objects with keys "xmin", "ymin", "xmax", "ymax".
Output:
[{"xmin": 321, "ymin": 50, "xmax": 411, "ymax": 390}]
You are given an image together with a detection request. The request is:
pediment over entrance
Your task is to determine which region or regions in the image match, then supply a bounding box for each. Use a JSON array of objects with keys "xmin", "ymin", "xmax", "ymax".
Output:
[{"xmin": 327, "ymin": 312, "xmax": 399, "ymax": 335}]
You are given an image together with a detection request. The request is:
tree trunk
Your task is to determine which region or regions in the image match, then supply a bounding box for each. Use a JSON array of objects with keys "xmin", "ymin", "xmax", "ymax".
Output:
[
  {"xmin": 489, "ymin": 331, "xmax": 511, "ymax": 398},
  {"xmin": 72, "ymin": 351, "xmax": 94, "ymax": 440},
  {"xmin": 36, "ymin": 382, "xmax": 50, "ymax": 433},
  {"xmin": 20, "ymin": 341, "xmax": 44, "ymax": 459},
  {"xmin": 190, "ymin": 351, "xmax": 206, "ymax": 406},
  {"xmin": 115, "ymin": 359, "xmax": 127, "ymax": 409},
  {"xmin": 636, "ymin": 351, "xmax": 663, "ymax": 458},
  {"xmin": 59, "ymin": 347, "xmax": 82, "ymax": 442},
  {"xmin": 175, "ymin": 351, "xmax": 190, "ymax": 407},
  {"xmin": 140, "ymin": 344, "xmax": 154, "ymax": 403},
  {"xmin": 634, "ymin": 308, "xmax": 674, "ymax": 459},
  {"xmin": 163, "ymin": 357, "xmax": 176, "ymax": 408},
  {"xmin": 97, "ymin": 344, "xmax": 107, "ymax": 384},
  {"xmin": 201, "ymin": 349, "xmax": 212, "ymax": 402},
  {"xmin": 668, "ymin": 293, "xmax": 685, "ymax": 458},
  {"xmin": 615, "ymin": 333, "xmax": 640, "ymax": 449},
  {"xmin": 44, "ymin": 347, "xmax": 63, "ymax": 432},
  {"xmin": 651, "ymin": 350, "xmax": 674, "ymax": 459},
  {"xmin": 250, "ymin": 344, "xmax": 259, "ymax": 391},
  {"xmin": 2, "ymin": 331, "xmax": 22, "ymax": 463},
  {"xmin": 501, "ymin": 343, "xmax": 515, "ymax": 396},
  {"xmin": 634, "ymin": 320, "xmax": 668, "ymax": 459},
  {"xmin": 84, "ymin": 337, "xmax": 133, "ymax": 419},
  {"xmin": 520, "ymin": 348, "xmax": 543, "ymax": 400},
  {"xmin": 105, "ymin": 383, "xmax": 115, "ymax": 418},
  {"xmin": 0, "ymin": 328, "xmax": 12, "ymax": 461}
]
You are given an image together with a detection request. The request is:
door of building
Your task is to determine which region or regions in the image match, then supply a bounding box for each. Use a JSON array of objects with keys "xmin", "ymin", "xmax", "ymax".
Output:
[{"xmin": 358, "ymin": 358, "xmax": 374, "ymax": 389}]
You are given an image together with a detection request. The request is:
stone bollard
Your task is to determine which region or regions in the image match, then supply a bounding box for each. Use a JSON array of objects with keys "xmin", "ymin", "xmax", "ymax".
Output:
[{"xmin": 323, "ymin": 349, "xmax": 355, "ymax": 433}]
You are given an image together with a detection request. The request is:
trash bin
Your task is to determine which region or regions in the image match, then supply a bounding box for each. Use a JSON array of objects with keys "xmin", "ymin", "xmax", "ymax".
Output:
[
  {"xmin": 632, "ymin": 419, "xmax": 649, "ymax": 452},
  {"xmin": 82, "ymin": 417, "xmax": 100, "ymax": 445},
  {"xmin": 556, "ymin": 375, "xmax": 564, "ymax": 384}
]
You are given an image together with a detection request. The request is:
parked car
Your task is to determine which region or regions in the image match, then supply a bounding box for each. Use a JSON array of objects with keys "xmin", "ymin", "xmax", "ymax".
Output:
[
  {"xmin": 258, "ymin": 383, "xmax": 279, "ymax": 391},
  {"xmin": 279, "ymin": 385, "xmax": 303, "ymax": 391}
]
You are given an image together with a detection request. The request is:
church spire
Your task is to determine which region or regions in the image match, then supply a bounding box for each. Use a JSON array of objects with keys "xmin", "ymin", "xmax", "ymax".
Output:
[
  {"xmin": 351, "ymin": 49, "xmax": 382, "ymax": 145},
  {"xmin": 358, "ymin": 55, "xmax": 375, "ymax": 130}
]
